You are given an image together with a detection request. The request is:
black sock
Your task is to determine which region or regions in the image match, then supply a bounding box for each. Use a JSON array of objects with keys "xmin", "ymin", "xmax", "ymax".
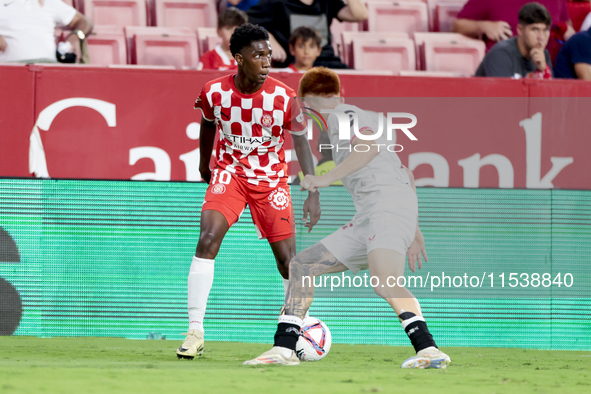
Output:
[
  {"xmin": 273, "ymin": 323, "xmax": 300, "ymax": 351},
  {"xmin": 399, "ymin": 311, "xmax": 437, "ymax": 353}
]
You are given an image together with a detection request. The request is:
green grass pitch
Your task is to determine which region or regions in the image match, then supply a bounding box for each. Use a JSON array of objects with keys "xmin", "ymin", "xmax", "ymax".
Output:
[{"xmin": 1, "ymin": 338, "xmax": 590, "ymax": 394}]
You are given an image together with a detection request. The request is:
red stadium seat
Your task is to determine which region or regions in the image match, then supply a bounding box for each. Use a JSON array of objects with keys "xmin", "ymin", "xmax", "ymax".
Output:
[
  {"xmin": 364, "ymin": 1, "xmax": 429, "ymax": 36},
  {"xmin": 567, "ymin": 0, "xmax": 591, "ymax": 32},
  {"xmin": 83, "ymin": 0, "xmax": 148, "ymax": 27},
  {"xmin": 415, "ymin": 32, "xmax": 467, "ymax": 69},
  {"xmin": 341, "ymin": 31, "xmax": 409, "ymax": 68},
  {"xmin": 434, "ymin": 2, "xmax": 465, "ymax": 32},
  {"xmin": 154, "ymin": 0, "xmax": 217, "ymax": 28},
  {"xmin": 330, "ymin": 19, "xmax": 361, "ymax": 61},
  {"xmin": 86, "ymin": 26, "xmax": 127, "ymax": 65},
  {"xmin": 196, "ymin": 27, "xmax": 221, "ymax": 56},
  {"xmin": 415, "ymin": 32, "xmax": 484, "ymax": 75},
  {"xmin": 125, "ymin": 26, "xmax": 198, "ymax": 68},
  {"xmin": 367, "ymin": 0, "xmax": 434, "ymax": 29},
  {"xmin": 352, "ymin": 37, "xmax": 416, "ymax": 73},
  {"xmin": 424, "ymin": 0, "xmax": 467, "ymax": 31}
]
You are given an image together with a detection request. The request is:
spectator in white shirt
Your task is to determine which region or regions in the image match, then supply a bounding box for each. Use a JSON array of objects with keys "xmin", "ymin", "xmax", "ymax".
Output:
[{"xmin": 0, "ymin": 0, "xmax": 93, "ymax": 63}]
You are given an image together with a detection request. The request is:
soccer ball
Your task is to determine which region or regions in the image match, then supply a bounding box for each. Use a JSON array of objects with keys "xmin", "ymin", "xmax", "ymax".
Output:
[{"xmin": 295, "ymin": 317, "xmax": 332, "ymax": 361}]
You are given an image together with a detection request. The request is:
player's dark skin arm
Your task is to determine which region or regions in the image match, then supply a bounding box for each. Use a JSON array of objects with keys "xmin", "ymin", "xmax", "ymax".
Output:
[
  {"xmin": 292, "ymin": 134, "xmax": 321, "ymax": 233},
  {"xmin": 269, "ymin": 134, "xmax": 321, "ymax": 279},
  {"xmin": 266, "ymin": 135, "xmax": 322, "ymax": 280},
  {"xmin": 193, "ymin": 117, "xmax": 229, "ymax": 260},
  {"xmin": 198, "ymin": 118, "xmax": 217, "ymax": 184}
]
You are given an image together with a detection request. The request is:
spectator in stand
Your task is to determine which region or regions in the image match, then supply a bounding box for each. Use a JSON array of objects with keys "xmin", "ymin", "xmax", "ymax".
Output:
[
  {"xmin": 284, "ymin": 26, "xmax": 322, "ymax": 72},
  {"xmin": 475, "ymin": 3, "xmax": 553, "ymax": 79},
  {"xmin": 198, "ymin": 7, "xmax": 248, "ymax": 70},
  {"xmin": 0, "ymin": 0, "xmax": 93, "ymax": 63},
  {"xmin": 247, "ymin": 0, "xmax": 368, "ymax": 69},
  {"xmin": 554, "ymin": 25, "xmax": 591, "ymax": 79},
  {"xmin": 452, "ymin": 0, "xmax": 575, "ymax": 63}
]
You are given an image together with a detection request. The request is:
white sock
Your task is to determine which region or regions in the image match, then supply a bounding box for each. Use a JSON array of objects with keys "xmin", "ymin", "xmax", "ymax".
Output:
[
  {"xmin": 278, "ymin": 314, "xmax": 303, "ymax": 327},
  {"xmin": 188, "ymin": 256, "xmax": 215, "ymax": 332},
  {"xmin": 282, "ymin": 278, "xmax": 310, "ymax": 318}
]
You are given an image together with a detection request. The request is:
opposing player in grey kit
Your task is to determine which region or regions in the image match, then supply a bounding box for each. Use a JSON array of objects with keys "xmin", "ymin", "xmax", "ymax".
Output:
[{"xmin": 244, "ymin": 67, "xmax": 451, "ymax": 369}]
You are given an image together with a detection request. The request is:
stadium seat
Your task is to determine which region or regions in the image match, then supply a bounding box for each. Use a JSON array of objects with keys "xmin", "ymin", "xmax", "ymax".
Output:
[
  {"xmin": 61, "ymin": 0, "xmax": 74, "ymax": 7},
  {"xmin": 125, "ymin": 26, "xmax": 198, "ymax": 68},
  {"xmin": 424, "ymin": 0, "xmax": 467, "ymax": 31},
  {"xmin": 415, "ymin": 32, "xmax": 485, "ymax": 75},
  {"xmin": 366, "ymin": 0, "xmax": 433, "ymax": 29},
  {"xmin": 567, "ymin": 0, "xmax": 591, "ymax": 32},
  {"xmin": 154, "ymin": 0, "xmax": 217, "ymax": 28},
  {"xmin": 341, "ymin": 31, "xmax": 409, "ymax": 68},
  {"xmin": 196, "ymin": 27, "xmax": 221, "ymax": 56},
  {"xmin": 351, "ymin": 37, "xmax": 416, "ymax": 73},
  {"xmin": 414, "ymin": 32, "xmax": 467, "ymax": 69},
  {"xmin": 82, "ymin": 0, "xmax": 148, "ymax": 27},
  {"xmin": 364, "ymin": 1, "xmax": 429, "ymax": 36},
  {"xmin": 434, "ymin": 2, "xmax": 465, "ymax": 32},
  {"xmin": 330, "ymin": 19, "xmax": 361, "ymax": 61},
  {"xmin": 86, "ymin": 26, "xmax": 127, "ymax": 65}
]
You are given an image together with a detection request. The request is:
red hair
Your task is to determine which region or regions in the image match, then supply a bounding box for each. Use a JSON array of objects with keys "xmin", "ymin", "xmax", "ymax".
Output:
[{"xmin": 298, "ymin": 67, "xmax": 341, "ymax": 97}]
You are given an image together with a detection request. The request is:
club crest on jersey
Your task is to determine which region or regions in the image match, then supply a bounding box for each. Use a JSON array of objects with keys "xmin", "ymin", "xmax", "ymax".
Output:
[
  {"xmin": 269, "ymin": 188, "xmax": 290, "ymax": 210},
  {"xmin": 261, "ymin": 114, "xmax": 273, "ymax": 128},
  {"xmin": 211, "ymin": 184, "xmax": 226, "ymax": 194},
  {"xmin": 296, "ymin": 109, "xmax": 304, "ymax": 124}
]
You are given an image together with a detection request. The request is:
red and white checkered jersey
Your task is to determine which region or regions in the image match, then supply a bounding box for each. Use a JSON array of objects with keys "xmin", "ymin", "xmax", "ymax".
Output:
[{"xmin": 195, "ymin": 74, "xmax": 306, "ymax": 187}]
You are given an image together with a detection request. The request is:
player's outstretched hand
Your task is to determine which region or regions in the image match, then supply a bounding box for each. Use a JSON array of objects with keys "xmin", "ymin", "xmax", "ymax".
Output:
[
  {"xmin": 302, "ymin": 191, "xmax": 321, "ymax": 233},
  {"xmin": 300, "ymin": 174, "xmax": 330, "ymax": 193},
  {"xmin": 407, "ymin": 229, "xmax": 428, "ymax": 273}
]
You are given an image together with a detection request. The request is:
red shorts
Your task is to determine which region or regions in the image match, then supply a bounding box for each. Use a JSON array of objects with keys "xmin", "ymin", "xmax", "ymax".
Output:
[{"xmin": 202, "ymin": 168, "xmax": 295, "ymax": 243}]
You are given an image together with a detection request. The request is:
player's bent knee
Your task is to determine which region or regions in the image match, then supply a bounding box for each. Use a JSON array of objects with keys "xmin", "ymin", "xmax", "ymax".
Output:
[
  {"xmin": 276, "ymin": 261, "xmax": 289, "ymax": 280},
  {"xmin": 195, "ymin": 232, "xmax": 224, "ymax": 259}
]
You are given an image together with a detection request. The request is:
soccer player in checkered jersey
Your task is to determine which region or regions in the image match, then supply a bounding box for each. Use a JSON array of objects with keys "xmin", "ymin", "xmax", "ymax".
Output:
[
  {"xmin": 244, "ymin": 67, "xmax": 451, "ymax": 368},
  {"xmin": 176, "ymin": 24, "xmax": 321, "ymax": 359}
]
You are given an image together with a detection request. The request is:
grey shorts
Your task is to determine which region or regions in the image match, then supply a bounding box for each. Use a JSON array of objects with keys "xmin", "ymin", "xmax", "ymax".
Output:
[{"xmin": 320, "ymin": 210, "xmax": 417, "ymax": 274}]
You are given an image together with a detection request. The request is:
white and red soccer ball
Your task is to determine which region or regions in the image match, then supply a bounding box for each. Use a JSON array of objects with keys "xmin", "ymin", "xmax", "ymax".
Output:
[{"xmin": 296, "ymin": 317, "xmax": 332, "ymax": 361}]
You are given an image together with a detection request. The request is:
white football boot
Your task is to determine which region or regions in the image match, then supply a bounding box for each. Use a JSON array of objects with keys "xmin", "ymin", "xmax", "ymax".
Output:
[
  {"xmin": 176, "ymin": 330, "xmax": 204, "ymax": 359},
  {"xmin": 401, "ymin": 348, "xmax": 451, "ymax": 369},
  {"xmin": 243, "ymin": 346, "xmax": 300, "ymax": 365}
]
